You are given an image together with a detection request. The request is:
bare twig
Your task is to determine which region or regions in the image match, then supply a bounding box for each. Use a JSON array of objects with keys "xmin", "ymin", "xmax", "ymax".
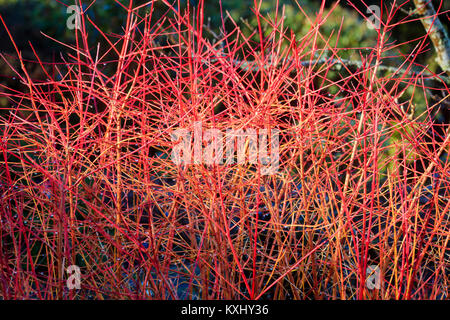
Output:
[
  {"xmin": 413, "ymin": 0, "xmax": 450, "ymax": 75},
  {"xmin": 195, "ymin": 52, "xmax": 450, "ymax": 85}
]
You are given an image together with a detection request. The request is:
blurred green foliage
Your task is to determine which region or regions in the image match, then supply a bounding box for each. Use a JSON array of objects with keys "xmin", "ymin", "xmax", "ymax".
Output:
[
  {"xmin": 0, "ymin": 1, "xmax": 379, "ymax": 54},
  {"xmin": 0, "ymin": 0, "xmax": 448, "ymax": 118},
  {"xmin": 1, "ymin": 0, "xmax": 448, "ymax": 61}
]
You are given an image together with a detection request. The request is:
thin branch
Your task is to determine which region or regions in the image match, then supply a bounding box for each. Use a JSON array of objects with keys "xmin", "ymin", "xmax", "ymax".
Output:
[
  {"xmin": 196, "ymin": 52, "xmax": 450, "ymax": 85},
  {"xmin": 413, "ymin": 0, "xmax": 450, "ymax": 75},
  {"xmin": 200, "ymin": 23, "xmax": 450, "ymax": 84}
]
